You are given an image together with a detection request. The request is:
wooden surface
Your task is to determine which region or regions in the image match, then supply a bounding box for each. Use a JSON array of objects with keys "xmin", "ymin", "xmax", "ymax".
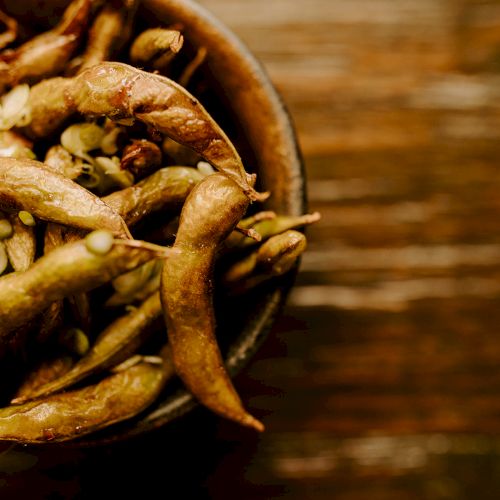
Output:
[
  {"xmin": 3, "ymin": 0, "xmax": 500, "ymax": 498},
  {"xmin": 195, "ymin": 0, "xmax": 500, "ymax": 498}
]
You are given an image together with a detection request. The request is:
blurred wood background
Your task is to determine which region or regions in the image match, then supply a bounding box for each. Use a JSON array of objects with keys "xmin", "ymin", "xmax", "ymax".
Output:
[
  {"xmin": 195, "ymin": 0, "xmax": 500, "ymax": 498},
  {"xmin": 3, "ymin": 0, "xmax": 500, "ymax": 498}
]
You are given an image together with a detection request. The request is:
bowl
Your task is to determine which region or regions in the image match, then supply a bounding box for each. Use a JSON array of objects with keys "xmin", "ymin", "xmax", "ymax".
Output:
[{"xmin": 2, "ymin": 0, "xmax": 306, "ymax": 443}]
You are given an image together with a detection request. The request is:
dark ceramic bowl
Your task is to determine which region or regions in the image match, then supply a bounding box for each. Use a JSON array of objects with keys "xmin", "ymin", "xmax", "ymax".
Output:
[{"xmin": 4, "ymin": 0, "xmax": 306, "ymax": 444}]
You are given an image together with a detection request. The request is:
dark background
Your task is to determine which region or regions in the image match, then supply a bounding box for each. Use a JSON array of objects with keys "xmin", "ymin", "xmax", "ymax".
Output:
[{"xmin": 3, "ymin": 0, "xmax": 500, "ymax": 498}]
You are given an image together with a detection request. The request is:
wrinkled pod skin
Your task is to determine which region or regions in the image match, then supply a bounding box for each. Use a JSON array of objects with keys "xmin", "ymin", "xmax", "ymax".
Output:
[
  {"xmin": 0, "ymin": 237, "xmax": 172, "ymax": 340},
  {"xmin": 0, "ymin": 346, "xmax": 174, "ymax": 443},
  {"xmin": 0, "ymin": 157, "xmax": 131, "ymax": 238},
  {"xmin": 161, "ymin": 173, "xmax": 263, "ymax": 432},
  {"xmin": 25, "ymin": 62, "xmax": 263, "ymax": 201}
]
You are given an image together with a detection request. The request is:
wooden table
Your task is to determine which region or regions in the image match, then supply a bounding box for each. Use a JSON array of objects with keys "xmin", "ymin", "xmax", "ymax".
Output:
[
  {"xmin": 2, "ymin": 0, "xmax": 500, "ymax": 498},
  {"xmin": 194, "ymin": 1, "xmax": 500, "ymax": 498}
]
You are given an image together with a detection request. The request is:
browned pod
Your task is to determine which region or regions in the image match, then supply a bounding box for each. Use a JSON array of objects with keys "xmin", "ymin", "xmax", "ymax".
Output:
[
  {"xmin": 161, "ymin": 173, "xmax": 263, "ymax": 432},
  {"xmin": 0, "ymin": 157, "xmax": 131, "ymax": 238}
]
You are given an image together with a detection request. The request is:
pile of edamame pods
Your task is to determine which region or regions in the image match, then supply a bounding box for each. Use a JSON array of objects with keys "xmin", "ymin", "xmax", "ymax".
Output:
[{"xmin": 0, "ymin": 0, "xmax": 320, "ymax": 443}]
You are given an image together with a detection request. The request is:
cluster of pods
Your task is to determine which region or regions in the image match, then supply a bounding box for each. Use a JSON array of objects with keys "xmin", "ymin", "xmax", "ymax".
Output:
[{"xmin": 0, "ymin": 0, "xmax": 319, "ymax": 442}]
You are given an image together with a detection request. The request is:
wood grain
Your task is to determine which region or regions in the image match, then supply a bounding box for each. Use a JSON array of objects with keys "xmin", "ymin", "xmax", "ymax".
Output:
[{"xmin": 194, "ymin": 0, "xmax": 500, "ymax": 498}]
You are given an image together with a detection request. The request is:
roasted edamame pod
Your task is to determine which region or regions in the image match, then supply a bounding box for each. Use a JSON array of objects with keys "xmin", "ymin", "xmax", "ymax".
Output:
[
  {"xmin": 129, "ymin": 28, "xmax": 184, "ymax": 72},
  {"xmin": 0, "ymin": 130, "xmax": 34, "ymax": 159},
  {"xmin": 36, "ymin": 223, "xmax": 67, "ymax": 342},
  {"xmin": 224, "ymin": 212, "xmax": 321, "ymax": 250},
  {"xmin": 161, "ymin": 173, "xmax": 263, "ymax": 431},
  {"xmin": 0, "ymin": 158, "xmax": 131, "ymax": 238},
  {"xmin": 222, "ymin": 230, "xmax": 307, "ymax": 294},
  {"xmin": 15, "ymin": 292, "xmax": 163, "ymax": 403},
  {"xmin": 0, "ymin": 347, "xmax": 174, "ymax": 443},
  {"xmin": 24, "ymin": 62, "xmax": 264, "ymax": 201},
  {"xmin": 0, "ymin": 233, "xmax": 175, "ymax": 339},
  {"xmin": 0, "ymin": 240, "xmax": 7, "ymax": 275},
  {"xmin": 106, "ymin": 259, "xmax": 162, "ymax": 307},
  {"xmin": 73, "ymin": 63, "xmax": 262, "ymax": 200},
  {"xmin": 44, "ymin": 145, "xmax": 87, "ymax": 180},
  {"xmin": 4, "ymin": 213, "xmax": 36, "ymax": 271},
  {"xmin": 78, "ymin": 0, "xmax": 140, "ymax": 72},
  {"xmin": 0, "ymin": 0, "xmax": 91, "ymax": 91},
  {"xmin": 0, "ymin": 9, "xmax": 18, "ymax": 51},
  {"xmin": 103, "ymin": 166, "xmax": 204, "ymax": 226},
  {"xmin": 108, "ymin": 231, "xmax": 308, "ymax": 308},
  {"xmin": 22, "ymin": 76, "xmax": 74, "ymax": 138},
  {"xmin": 14, "ymin": 354, "xmax": 74, "ymax": 401},
  {"xmin": 178, "ymin": 46, "xmax": 207, "ymax": 88}
]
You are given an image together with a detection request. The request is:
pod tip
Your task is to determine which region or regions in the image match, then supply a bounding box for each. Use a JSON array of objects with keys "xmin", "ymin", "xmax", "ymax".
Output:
[
  {"xmin": 249, "ymin": 190, "xmax": 271, "ymax": 203},
  {"xmin": 242, "ymin": 413, "xmax": 265, "ymax": 432}
]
